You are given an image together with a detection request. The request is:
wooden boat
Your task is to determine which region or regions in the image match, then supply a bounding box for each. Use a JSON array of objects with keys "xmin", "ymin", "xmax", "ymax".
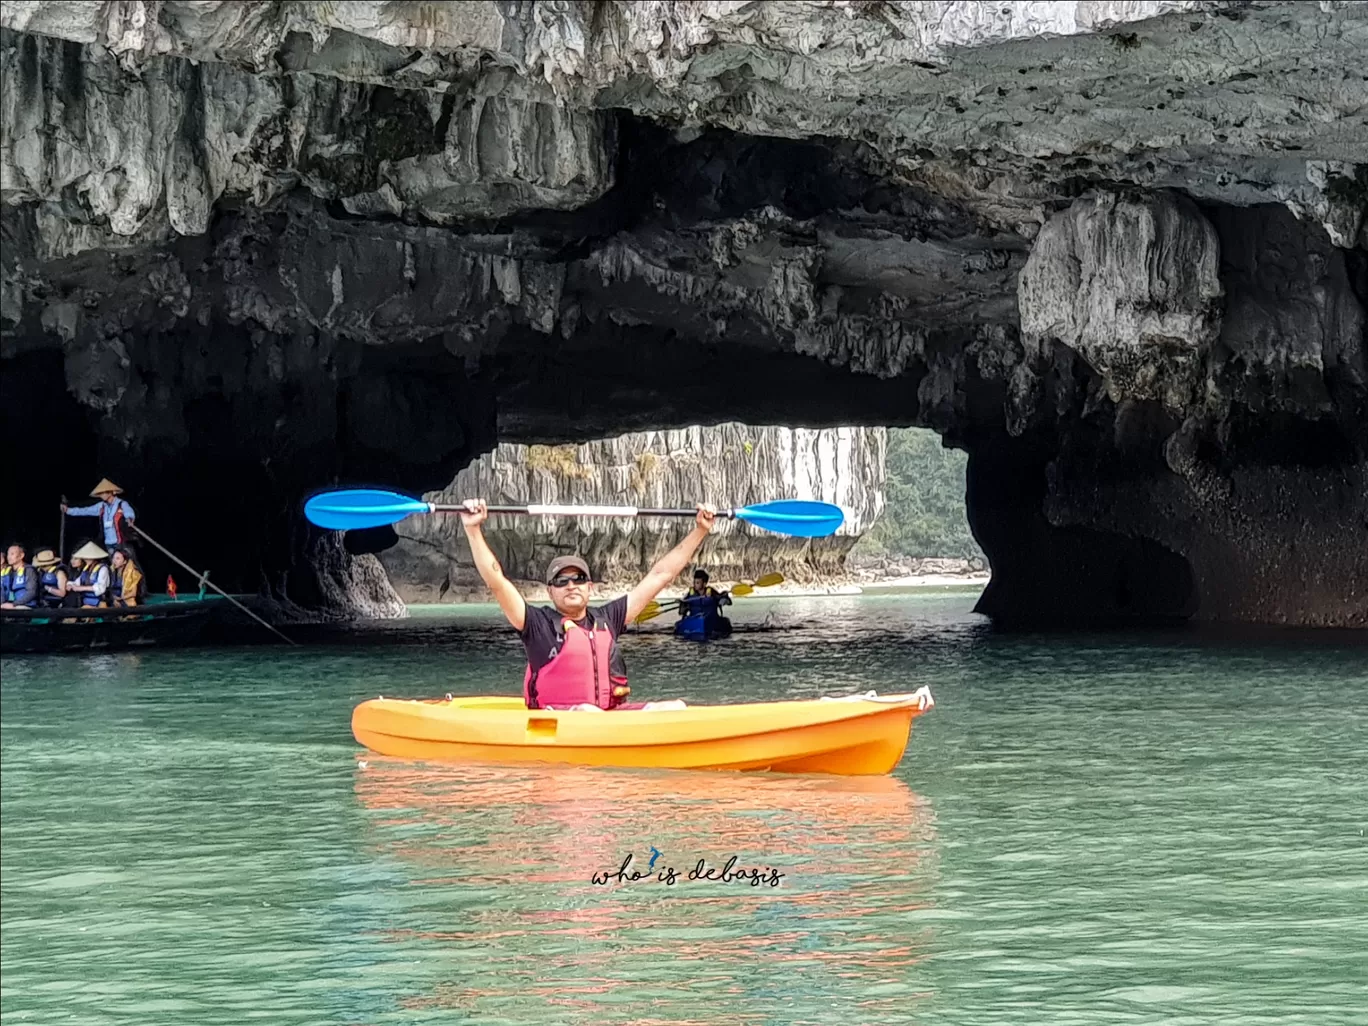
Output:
[
  {"xmin": 0, "ymin": 598, "xmax": 220, "ymax": 654},
  {"xmin": 352, "ymin": 688, "xmax": 935, "ymax": 776}
]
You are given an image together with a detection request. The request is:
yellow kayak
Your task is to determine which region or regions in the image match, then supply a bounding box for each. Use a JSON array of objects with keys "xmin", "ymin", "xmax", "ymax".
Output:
[{"xmin": 351, "ymin": 688, "xmax": 935, "ymax": 776}]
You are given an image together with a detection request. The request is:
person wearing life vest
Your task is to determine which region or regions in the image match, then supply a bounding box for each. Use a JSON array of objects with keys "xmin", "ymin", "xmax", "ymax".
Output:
[
  {"xmin": 109, "ymin": 545, "xmax": 147, "ymax": 608},
  {"xmin": 1, "ymin": 544, "xmax": 41, "ymax": 608},
  {"xmin": 31, "ymin": 548, "xmax": 69, "ymax": 609},
  {"xmin": 65, "ymin": 541, "xmax": 112, "ymax": 608},
  {"xmin": 61, "ymin": 478, "xmax": 137, "ymax": 549},
  {"xmin": 460, "ymin": 499, "xmax": 717, "ymax": 710},
  {"xmin": 677, "ymin": 569, "xmax": 732, "ymax": 632}
]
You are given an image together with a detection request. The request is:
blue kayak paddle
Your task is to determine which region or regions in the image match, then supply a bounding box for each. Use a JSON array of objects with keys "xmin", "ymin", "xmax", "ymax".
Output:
[{"xmin": 303, "ymin": 489, "xmax": 845, "ymax": 538}]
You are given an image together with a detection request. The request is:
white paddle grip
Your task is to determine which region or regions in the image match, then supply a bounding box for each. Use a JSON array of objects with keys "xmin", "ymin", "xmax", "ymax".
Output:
[{"xmin": 526, "ymin": 504, "xmax": 640, "ymax": 517}]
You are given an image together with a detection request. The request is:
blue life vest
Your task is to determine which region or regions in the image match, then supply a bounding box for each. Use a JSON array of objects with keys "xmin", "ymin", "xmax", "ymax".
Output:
[
  {"xmin": 680, "ymin": 590, "xmax": 722, "ymax": 617},
  {"xmin": 2, "ymin": 566, "xmax": 40, "ymax": 607},
  {"xmin": 39, "ymin": 567, "xmax": 66, "ymax": 608},
  {"xmin": 78, "ymin": 565, "xmax": 105, "ymax": 607}
]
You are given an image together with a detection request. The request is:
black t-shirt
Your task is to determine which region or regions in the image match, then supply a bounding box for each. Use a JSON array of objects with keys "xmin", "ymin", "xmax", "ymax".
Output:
[{"xmin": 519, "ymin": 595, "xmax": 629, "ymax": 673}]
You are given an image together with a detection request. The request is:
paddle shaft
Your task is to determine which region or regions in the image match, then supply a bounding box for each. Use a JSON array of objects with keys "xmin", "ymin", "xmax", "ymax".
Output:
[
  {"xmin": 439, "ymin": 503, "xmax": 733, "ymax": 519},
  {"xmin": 128, "ymin": 524, "xmax": 298, "ymax": 647},
  {"xmin": 305, "ymin": 491, "xmax": 842, "ymax": 537},
  {"xmin": 59, "ymin": 494, "xmax": 66, "ymax": 558}
]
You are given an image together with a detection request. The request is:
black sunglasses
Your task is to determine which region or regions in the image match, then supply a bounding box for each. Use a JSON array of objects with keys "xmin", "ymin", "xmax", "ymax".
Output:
[{"xmin": 550, "ymin": 573, "xmax": 590, "ymax": 588}]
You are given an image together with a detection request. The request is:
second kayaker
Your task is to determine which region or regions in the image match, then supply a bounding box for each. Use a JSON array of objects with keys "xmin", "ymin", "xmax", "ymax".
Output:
[
  {"xmin": 459, "ymin": 499, "xmax": 717, "ymax": 710},
  {"xmin": 677, "ymin": 569, "xmax": 733, "ymax": 636}
]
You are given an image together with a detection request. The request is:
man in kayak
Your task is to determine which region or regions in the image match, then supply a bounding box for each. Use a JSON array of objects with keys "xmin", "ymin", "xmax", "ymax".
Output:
[
  {"xmin": 459, "ymin": 499, "xmax": 717, "ymax": 710},
  {"xmin": 677, "ymin": 569, "xmax": 733, "ymax": 637}
]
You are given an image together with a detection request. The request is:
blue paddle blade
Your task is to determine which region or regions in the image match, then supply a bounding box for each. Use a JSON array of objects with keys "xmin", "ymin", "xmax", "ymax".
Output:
[
  {"xmin": 734, "ymin": 499, "xmax": 845, "ymax": 538},
  {"xmin": 304, "ymin": 489, "xmax": 431, "ymax": 530}
]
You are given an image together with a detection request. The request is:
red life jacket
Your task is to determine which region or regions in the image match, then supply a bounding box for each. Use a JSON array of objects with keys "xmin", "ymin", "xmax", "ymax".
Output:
[{"xmin": 524, "ymin": 611, "xmax": 628, "ymax": 710}]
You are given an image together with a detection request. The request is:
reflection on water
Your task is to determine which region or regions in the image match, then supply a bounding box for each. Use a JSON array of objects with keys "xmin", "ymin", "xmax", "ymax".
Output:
[{"xmin": 353, "ymin": 760, "xmax": 938, "ymax": 1023}]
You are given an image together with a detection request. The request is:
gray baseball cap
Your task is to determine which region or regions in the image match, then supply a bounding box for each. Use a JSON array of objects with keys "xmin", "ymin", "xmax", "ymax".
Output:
[{"xmin": 545, "ymin": 556, "xmax": 591, "ymax": 584}]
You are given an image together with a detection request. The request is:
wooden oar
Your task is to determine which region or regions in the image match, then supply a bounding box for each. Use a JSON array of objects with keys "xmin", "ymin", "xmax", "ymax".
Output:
[{"xmin": 128, "ymin": 524, "xmax": 298, "ymax": 646}]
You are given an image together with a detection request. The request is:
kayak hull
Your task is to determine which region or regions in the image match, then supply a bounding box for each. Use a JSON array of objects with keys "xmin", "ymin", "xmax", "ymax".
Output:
[
  {"xmin": 673, "ymin": 613, "xmax": 732, "ymax": 641},
  {"xmin": 352, "ymin": 693, "xmax": 932, "ymax": 776}
]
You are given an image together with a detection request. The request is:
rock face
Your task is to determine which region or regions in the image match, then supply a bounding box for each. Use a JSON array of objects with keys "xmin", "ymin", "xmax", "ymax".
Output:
[
  {"xmin": 1, "ymin": 1, "xmax": 1365, "ymax": 626},
  {"xmin": 996, "ymin": 195, "xmax": 1367, "ymax": 628},
  {"xmin": 377, "ymin": 424, "xmax": 885, "ymax": 601},
  {"xmin": 847, "ymin": 552, "xmax": 989, "ymax": 583},
  {"xmin": 269, "ymin": 532, "xmax": 409, "ymax": 621}
]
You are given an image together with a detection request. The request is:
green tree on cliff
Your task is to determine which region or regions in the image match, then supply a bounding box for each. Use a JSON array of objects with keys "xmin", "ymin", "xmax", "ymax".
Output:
[{"xmin": 856, "ymin": 429, "xmax": 983, "ymax": 559}]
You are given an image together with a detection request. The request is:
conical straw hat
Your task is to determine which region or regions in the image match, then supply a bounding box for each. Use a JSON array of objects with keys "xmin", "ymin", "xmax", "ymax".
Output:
[
  {"xmin": 89, "ymin": 477, "xmax": 123, "ymax": 497},
  {"xmin": 73, "ymin": 541, "xmax": 109, "ymax": 560}
]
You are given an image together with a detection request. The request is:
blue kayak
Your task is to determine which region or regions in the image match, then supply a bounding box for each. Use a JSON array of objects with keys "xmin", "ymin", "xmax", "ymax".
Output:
[{"xmin": 675, "ymin": 612, "xmax": 733, "ymax": 641}]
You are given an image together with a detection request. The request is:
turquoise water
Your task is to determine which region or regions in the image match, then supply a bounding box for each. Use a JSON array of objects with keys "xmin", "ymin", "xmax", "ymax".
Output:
[{"xmin": 2, "ymin": 592, "xmax": 1365, "ymax": 1024}]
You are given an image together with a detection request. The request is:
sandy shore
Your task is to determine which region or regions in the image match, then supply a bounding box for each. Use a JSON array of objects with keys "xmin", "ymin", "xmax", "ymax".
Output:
[
  {"xmin": 859, "ymin": 573, "xmax": 990, "ymax": 590},
  {"xmin": 408, "ymin": 572, "xmax": 989, "ymax": 605},
  {"xmin": 700, "ymin": 574, "xmax": 989, "ymax": 598}
]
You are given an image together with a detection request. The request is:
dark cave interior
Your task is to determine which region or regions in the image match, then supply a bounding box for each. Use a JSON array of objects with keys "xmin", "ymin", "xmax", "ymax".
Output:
[{"xmin": 2, "ymin": 114, "xmax": 1363, "ymax": 626}]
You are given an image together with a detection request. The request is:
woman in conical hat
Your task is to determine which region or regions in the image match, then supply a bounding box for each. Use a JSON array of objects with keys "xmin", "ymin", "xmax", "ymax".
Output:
[
  {"xmin": 72, "ymin": 541, "xmax": 110, "ymax": 560},
  {"xmin": 63, "ymin": 479, "xmax": 136, "ymax": 548},
  {"xmin": 66, "ymin": 541, "xmax": 112, "ymax": 608}
]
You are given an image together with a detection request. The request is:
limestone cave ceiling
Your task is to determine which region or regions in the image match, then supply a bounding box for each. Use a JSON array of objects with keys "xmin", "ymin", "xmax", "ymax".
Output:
[{"xmin": 0, "ymin": 1, "xmax": 1364, "ymax": 625}]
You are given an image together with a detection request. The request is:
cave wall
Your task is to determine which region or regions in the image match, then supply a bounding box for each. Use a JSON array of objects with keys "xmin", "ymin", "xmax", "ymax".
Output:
[
  {"xmin": 1, "ymin": 1, "xmax": 1365, "ymax": 626},
  {"xmin": 378, "ymin": 424, "xmax": 886, "ymax": 601},
  {"xmin": 999, "ymin": 194, "xmax": 1368, "ymax": 627}
]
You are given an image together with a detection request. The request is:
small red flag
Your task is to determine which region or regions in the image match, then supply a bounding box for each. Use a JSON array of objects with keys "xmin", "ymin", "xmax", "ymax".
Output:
[{"xmin": 167, "ymin": 575, "xmax": 178, "ymax": 601}]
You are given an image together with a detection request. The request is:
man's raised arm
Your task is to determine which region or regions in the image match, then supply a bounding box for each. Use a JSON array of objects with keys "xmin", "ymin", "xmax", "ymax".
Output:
[
  {"xmin": 460, "ymin": 500, "xmax": 527, "ymax": 631},
  {"xmin": 625, "ymin": 505, "xmax": 717, "ymax": 622}
]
